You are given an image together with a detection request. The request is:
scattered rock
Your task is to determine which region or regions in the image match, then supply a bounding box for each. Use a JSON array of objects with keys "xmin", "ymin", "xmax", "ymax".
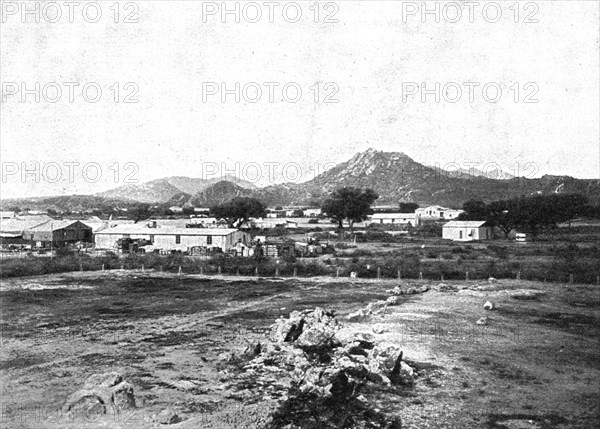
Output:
[
  {"xmin": 418, "ymin": 285, "xmax": 430, "ymax": 293},
  {"xmin": 483, "ymin": 301, "xmax": 495, "ymax": 310},
  {"xmin": 510, "ymin": 289, "xmax": 545, "ymax": 300},
  {"xmin": 386, "ymin": 296, "xmax": 400, "ymax": 306},
  {"xmin": 156, "ymin": 409, "xmax": 182, "ymax": 425},
  {"xmin": 435, "ymin": 283, "xmax": 458, "ymax": 292},
  {"xmin": 386, "ymin": 286, "xmax": 403, "ymax": 296},
  {"xmin": 347, "ymin": 309, "xmax": 367, "ymax": 322},
  {"xmin": 406, "ymin": 287, "xmax": 417, "ymax": 294},
  {"xmin": 476, "ymin": 317, "xmax": 489, "ymax": 325},
  {"xmin": 372, "ymin": 325, "xmax": 386, "ymax": 334},
  {"xmin": 488, "ymin": 277, "xmax": 498, "ymax": 283},
  {"xmin": 63, "ymin": 372, "xmax": 135, "ymax": 417}
]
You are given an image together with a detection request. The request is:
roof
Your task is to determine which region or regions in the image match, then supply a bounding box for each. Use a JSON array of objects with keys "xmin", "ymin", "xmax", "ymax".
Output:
[
  {"xmin": 443, "ymin": 221, "xmax": 488, "ymax": 228},
  {"xmin": 95, "ymin": 224, "xmax": 241, "ymax": 236},
  {"xmin": 371, "ymin": 213, "xmax": 416, "ymax": 219},
  {"xmin": 27, "ymin": 220, "xmax": 92, "ymax": 232},
  {"xmin": 0, "ymin": 215, "xmax": 54, "ymax": 233}
]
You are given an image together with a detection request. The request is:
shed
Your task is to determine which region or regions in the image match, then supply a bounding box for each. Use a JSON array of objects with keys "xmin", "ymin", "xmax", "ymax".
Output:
[
  {"xmin": 442, "ymin": 221, "xmax": 491, "ymax": 241},
  {"xmin": 25, "ymin": 220, "xmax": 93, "ymax": 248}
]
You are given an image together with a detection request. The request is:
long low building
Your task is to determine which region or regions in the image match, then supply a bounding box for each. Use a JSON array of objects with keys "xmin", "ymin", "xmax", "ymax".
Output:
[
  {"xmin": 94, "ymin": 224, "xmax": 250, "ymax": 252},
  {"xmin": 367, "ymin": 213, "xmax": 420, "ymax": 227}
]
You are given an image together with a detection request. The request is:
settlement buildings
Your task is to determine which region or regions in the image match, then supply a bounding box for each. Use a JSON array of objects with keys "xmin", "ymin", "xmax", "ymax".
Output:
[
  {"xmin": 416, "ymin": 205, "xmax": 464, "ymax": 220},
  {"xmin": 367, "ymin": 213, "xmax": 420, "ymax": 227},
  {"xmin": 442, "ymin": 221, "xmax": 492, "ymax": 242},
  {"xmin": 94, "ymin": 224, "xmax": 250, "ymax": 253}
]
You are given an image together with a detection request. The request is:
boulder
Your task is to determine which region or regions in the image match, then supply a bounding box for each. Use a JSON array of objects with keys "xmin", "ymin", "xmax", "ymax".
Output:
[
  {"xmin": 156, "ymin": 409, "xmax": 182, "ymax": 425},
  {"xmin": 483, "ymin": 301, "xmax": 495, "ymax": 310},
  {"xmin": 488, "ymin": 277, "xmax": 498, "ymax": 283},
  {"xmin": 347, "ymin": 309, "xmax": 367, "ymax": 322},
  {"xmin": 406, "ymin": 287, "xmax": 417, "ymax": 295},
  {"xmin": 386, "ymin": 286, "xmax": 403, "ymax": 296},
  {"xmin": 386, "ymin": 296, "xmax": 400, "ymax": 306},
  {"xmin": 435, "ymin": 283, "xmax": 458, "ymax": 292},
  {"xmin": 510, "ymin": 289, "xmax": 545, "ymax": 300},
  {"xmin": 476, "ymin": 317, "xmax": 489, "ymax": 326},
  {"xmin": 418, "ymin": 285, "xmax": 430, "ymax": 293},
  {"xmin": 63, "ymin": 372, "xmax": 135, "ymax": 417}
]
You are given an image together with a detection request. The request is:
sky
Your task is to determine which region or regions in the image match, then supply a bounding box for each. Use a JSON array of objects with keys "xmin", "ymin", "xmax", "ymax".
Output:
[{"xmin": 1, "ymin": 0, "xmax": 599, "ymax": 198}]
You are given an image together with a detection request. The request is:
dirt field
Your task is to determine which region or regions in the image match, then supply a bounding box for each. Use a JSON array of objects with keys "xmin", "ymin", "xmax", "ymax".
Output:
[{"xmin": 1, "ymin": 271, "xmax": 599, "ymax": 428}]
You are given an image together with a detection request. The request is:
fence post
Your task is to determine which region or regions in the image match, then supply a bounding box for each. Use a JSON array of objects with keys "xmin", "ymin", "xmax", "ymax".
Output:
[
  {"xmin": 237, "ymin": 269, "xmax": 240, "ymax": 276},
  {"xmin": 419, "ymin": 272, "xmax": 423, "ymax": 281},
  {"xmin": 80, "ymin": 263, "xmax": 83, "ymax": 272},
  {"xmin": 102, "ymin": 264, "xmax": 105, "ymax": 272},
  {"xmin": 178, "ymin": 266, "xmax": 182, "ymax": 275},
  {"xmin": 465, "ymin": 271, "xmax": 469, "ymax": 281},
  {"xmin": 517, "ymin": 271, "xmax": 521, "ymax": 280},
  {"xmin": 255, "ymin": 267, "xmax": 259, "ymax": 277},
  {"xmin": 160, "ymin": 266, "xmax": 163, "ymax": 272},
  {"xmin": 397, "ymin": 269, "xmax": 401, "ymax": 280},
  {"xmin": 597, "ymin": 276, "xmax": 599, "ymax": 286},
  {"xmin": 293, "ymin": 267, "xmax": 297, "ymax": 277},
  {"xmin": 569, "ymin": 274, "xmax": 574, "ymax": 285},
  {"xmin": 377, "ymin": 267, "xmax": 381, "ymax": 279},
  {"xmin": 440, "ymin": 273, "xmax": 444, "ymax": 281},
  {"xmin": 218, "ymin": 266, "xmax": 222, "ymax": 275},
  {"xmin": 141, "ymin": 264, "xmax": 144, "ymax": 272},
  {"xmin": 121, "ymin": 264, "xmax": 124, "ymax": 271},
  {"xmin": 275, "ymin": 268, "xmax": 279, "ymax": 277}
]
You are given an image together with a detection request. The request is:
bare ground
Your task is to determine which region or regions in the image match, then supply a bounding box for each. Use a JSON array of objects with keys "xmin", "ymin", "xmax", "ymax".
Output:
[{"xmin": 0, "ymin": 271, "xmax": 599, "ymax": 428}]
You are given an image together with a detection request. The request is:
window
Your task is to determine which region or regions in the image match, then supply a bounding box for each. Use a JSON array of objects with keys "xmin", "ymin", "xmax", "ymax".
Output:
[
  {"xmin": 459, "ymin": 231, "xmax": 463, "ymax": 239},
  {"xmin": 207, "ymin": 236, "xmax": 212, "ymax": 245},
  {"xmin": 149, "ymin": 235, "xmax": 154, "ymax": 244},
  {"xmin": 175, "ymin": 235, "xmax": 181, "ymax": 244}
]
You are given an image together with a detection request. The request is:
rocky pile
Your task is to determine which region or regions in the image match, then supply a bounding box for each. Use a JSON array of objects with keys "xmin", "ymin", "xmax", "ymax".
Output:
[
  {"xmin": 232, "ymin": 307, "xmax": 414, "ymax": 428},
  {"xmin": 62, "ymin": 372, "xmax": 135, "ymax": 419}
]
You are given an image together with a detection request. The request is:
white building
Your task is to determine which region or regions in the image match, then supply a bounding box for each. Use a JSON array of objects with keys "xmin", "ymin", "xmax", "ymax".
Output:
[
  {"xmin": 303, "ymin": 208, "xmax": 322, "ymax": 217},
  {"xmin": 442, "ymin": 221, "xmax": 491, "ymax": 241},
  {"xmin": 416, "ymin": 205, "xmax": 464, "ymax": 220},
  {"xmin": 94, "ymin": 224, "xmax": 250, "ymax": 252},
  {"xmin": 367, "ymin": 213, "xmax": 420, "ymax": 227}
]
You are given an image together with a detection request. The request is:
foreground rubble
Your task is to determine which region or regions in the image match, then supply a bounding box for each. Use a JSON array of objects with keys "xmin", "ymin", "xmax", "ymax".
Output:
[{"xmin": 221, "ymin": 307, "xmax": 416, "ymax": 428}]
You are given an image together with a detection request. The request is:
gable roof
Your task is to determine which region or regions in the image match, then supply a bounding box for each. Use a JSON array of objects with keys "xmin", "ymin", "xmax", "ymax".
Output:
[
  {"xmin": 27, "ymin": 220, "xmax": 92, "ymax": 232},
  {"xmin": 94, "ymin": 224, "xmax": 240, "ymax": 236},
  {"xmin": 443, "ymin": 221, "xmax": 488, "ymax": 228}
]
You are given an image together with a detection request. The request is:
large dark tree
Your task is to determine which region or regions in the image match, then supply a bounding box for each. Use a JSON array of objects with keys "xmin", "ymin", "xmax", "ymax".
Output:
[
  {"xmin": 211, "ymin": 197, "xmax": 266, "ymax": 228},
  {"xmin": 321, "ymin": 187, "xmax": 379, "ymax": 232},
  {"xmin": 398, "ymin": 202, "xmax": 419, "ymax": 213},
  {"xmin": 458, "ymin": 200, "xmax": 488, "ymax": 221}
]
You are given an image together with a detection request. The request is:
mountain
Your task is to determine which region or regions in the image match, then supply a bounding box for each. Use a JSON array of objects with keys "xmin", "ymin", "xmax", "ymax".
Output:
[
  {"xmin": 4, "ymin": 149, "xmax": 598, "ymax": 211},
  {"xmin": 97, "ymin": 175, "xmax": 257, "ymax": 204},
  {"xmin": 189, "ymin": 181, "xmax": 253, "ymax": 207},
  {"xmin": 252, "ymin": 148, "xmax": 599, "ymax": 207}
]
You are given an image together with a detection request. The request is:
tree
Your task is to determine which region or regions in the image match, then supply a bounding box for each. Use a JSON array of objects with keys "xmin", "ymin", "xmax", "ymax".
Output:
[
  {"xmin": 321, "ymin": 187, "xmax": 379, "ymax": 232},
  {"xmin": 398, "ymin": 202, "xmax": 419, "ymax": 213},
  {"xmin": 487, "ymin": 200, "xmax": 515, "ymax": 238},
  {"xmin": 131, "ymin": 203, "xmax": 152, "ymax": 223},
  {"xmin": 211, "ymin": 197, "xmax": 266, "ymax": 228},
  {"xmin": 458, "ymin": 200, "xmax": 488, "ymax": 221}
]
